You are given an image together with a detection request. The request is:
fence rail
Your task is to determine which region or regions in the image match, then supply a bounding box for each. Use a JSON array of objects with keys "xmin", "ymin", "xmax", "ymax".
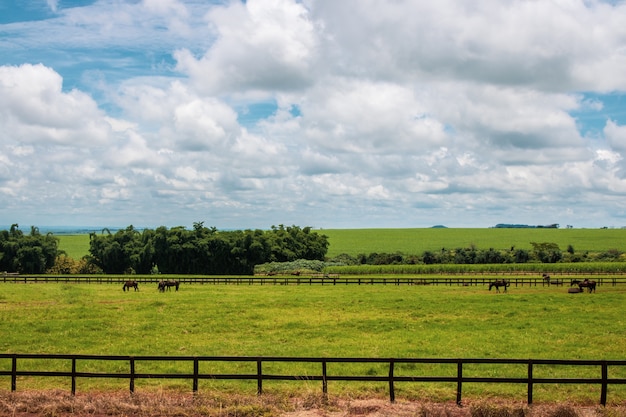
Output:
[
  {"xmin": 2, "ymin": 275, "xmax": 626, "ymax": 287},
  {"xmin": 1, "ymin": 354, "xmax": 625, "ymax": 405}
]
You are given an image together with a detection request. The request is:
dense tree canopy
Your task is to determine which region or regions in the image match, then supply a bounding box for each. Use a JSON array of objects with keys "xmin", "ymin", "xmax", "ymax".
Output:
[
  {"xmin": 0, "ymin": 224, "xmax": 59, "ymax": 273},
  {"xmin": 87, "ymin": 224, "xmax": 329, "ymax": 275}
]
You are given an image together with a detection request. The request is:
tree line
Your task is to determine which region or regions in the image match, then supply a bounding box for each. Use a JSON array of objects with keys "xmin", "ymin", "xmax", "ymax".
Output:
[
  {"xmin": 3, "ymin": 223, "xmax": 624, "ymax": 275},
  {"xmin": 0, "ymin": 224, "xmax": 59, "ymax": 274},
  {"xmin": 2, "ymin": 223, "xmax": 328, "ymax": 275},
  {"xmin": 86, "ymin": 223, "xmax": 328, "ymax": 275},
  {"xmin": 328, "ymin": 241, "xmax": 624, "ymax": 266}
]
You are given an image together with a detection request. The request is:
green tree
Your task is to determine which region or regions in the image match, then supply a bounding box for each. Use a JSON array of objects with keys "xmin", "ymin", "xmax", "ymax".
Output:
[{"xmin": 0, "ymin": 224, "xmax": 59, "ymax": 273}]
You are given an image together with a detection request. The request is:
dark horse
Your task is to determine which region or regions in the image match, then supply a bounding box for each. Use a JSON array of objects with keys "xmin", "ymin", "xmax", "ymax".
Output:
[
  {"xmin": 577, "ymin": 279, "xmax": 596, "ymax": 293},
  {"xmin": 158, "ymin": 279, "xmax": 179, "ymax": 292},
  {"xmin": 542, "ymin": 273, "xmax": 563, "ymax": 286},
  {"xmin": 122, "ymin": 280, "xmax": 139, "ymax": 292},
  {"xmin": 489, "ymin": 279, "xmax": 510, "ymax": 293}
]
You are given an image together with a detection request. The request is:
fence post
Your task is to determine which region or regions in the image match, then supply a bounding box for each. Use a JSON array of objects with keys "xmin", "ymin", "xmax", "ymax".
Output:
[
  {"xmin": 389, "ymin": 360, "xmax": 395, "ymax": 403},
  {"xmin": 11, "ymin": 355, "xmax": 17, "ymax": 392},
  {"xmin": 322, "ymin": 361, "xmax": 328, "ymax": 398},
  {"xmin": 193, "ymin": 358, "xmax": 199, "ymax": 393},
  {"xmin": 256, "ymin": 360, "xmax": 263, "ymax": 395},
  {"xmin": 527, "ymin": 360, "xmax": 533, "ymax": 405},
  {"xmin": 129, "ymin": 357, "xmax": 135, "ymax": 394},
  {"xmin": 601, "ymin": 361, "xmax": 608, "ymax": 406},
  {"xmin": 456, "ymin": 360, "xmax": 463, "ymax": 406},
  {"xmin": 71, "ymin": 358, "xmax": 76, "ymax": 396}
]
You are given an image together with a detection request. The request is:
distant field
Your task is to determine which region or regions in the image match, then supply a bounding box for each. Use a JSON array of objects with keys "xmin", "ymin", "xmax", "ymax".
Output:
[
  {"xmin": 57, "ymin": 228, "xmax": 626, "ymax": 260},
  {"xmin": 57, "ymin": 234, "xmax": 91, "ymax": 259},
  {"xmin": 321, "ymin": 228, "xmax": 626, "ymax": 258}
]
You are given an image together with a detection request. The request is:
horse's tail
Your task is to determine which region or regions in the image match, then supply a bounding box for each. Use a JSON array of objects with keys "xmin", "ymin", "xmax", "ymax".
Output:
[{"xmin": 122, "ymin": 284, "xmax": 126, "ymax": 291}]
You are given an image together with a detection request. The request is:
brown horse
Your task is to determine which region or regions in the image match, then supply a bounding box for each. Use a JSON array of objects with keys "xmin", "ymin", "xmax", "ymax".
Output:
[
  {"xmin": 578, "ymin": 279, "xmax": 596, "ymax": 293},
  {"xmin": 123, "ymin": 280, "xmax": 139, "ymax": 292},
  {"xmin": 489, "ymin": 279, "xmax": 509, "ymax": 293},
  {"xmin": 158, "ymin": 279, "xmax": 179, "ymax": 292},
  {"xmin": 542, "ymin": 273, "xmax": 562, "ymax": 286}
]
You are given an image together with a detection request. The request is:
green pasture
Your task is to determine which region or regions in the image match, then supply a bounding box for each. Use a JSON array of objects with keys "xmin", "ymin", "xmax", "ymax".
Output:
[
  {"xmin": 56, "ymin": 228, "xmax": 626, "ymax": 260},
  {"xmin": 57, "ymin": 234, "xmax": 91, "ymax": 260},
  {"xmin": 322, "ymin": 228, "xmax": 626, "ymax": 258},
  {"xmin": 1, "ymin": 282, "xmax": 625, "ymax": 403}
]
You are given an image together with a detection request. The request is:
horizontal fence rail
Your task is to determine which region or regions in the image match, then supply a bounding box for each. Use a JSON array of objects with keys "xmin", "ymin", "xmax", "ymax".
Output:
[
  {"xmin": 1, "ymin": 354, "xmax": 625, "ymax": 405},
  {"xmin": 2, "ymin": 275, "xmax": 626, "ymax": 287}
]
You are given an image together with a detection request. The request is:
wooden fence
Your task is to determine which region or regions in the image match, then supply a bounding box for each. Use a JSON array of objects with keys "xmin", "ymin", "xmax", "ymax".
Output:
[
  {"xmin": 2, "ymin": 275, "xmax": 626, "ymax": 287},
  {"xmin": 1, "ymin": 354, "xmax": 625, "ymax": 405}
]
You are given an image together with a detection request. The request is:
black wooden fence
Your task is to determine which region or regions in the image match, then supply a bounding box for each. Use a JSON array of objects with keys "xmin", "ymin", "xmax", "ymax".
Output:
[
  {"xmin": 1, "ymin": 354, "xmax": 625, "ymax": 405},
  {"xmin": 2, "ymin": 275, "xmax": 626, "ymax": 287}
]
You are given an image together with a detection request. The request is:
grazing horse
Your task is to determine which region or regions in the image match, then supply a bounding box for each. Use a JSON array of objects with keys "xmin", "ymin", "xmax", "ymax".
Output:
[
  {"xmin": 158, "ymin": 279, "xmax": 179, "ymax": 292},
  {"xmin": 578, "ymin": 279, "xmax": 596, "ymax": 293},
  {"xmin": 122, "ymin": 280, "xmax": 139, "ymax": 292},
  {"xmin": 489, "ymin": 279, "xmax": 510, "ymax": 293},
  {"xmin": 570, "ymin": 279, "xmax": 581, "ymax": 286}
]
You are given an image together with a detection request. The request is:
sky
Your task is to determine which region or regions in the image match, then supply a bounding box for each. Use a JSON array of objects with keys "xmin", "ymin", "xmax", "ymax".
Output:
[{"xmin": 2, "ymin": 0, "xmax": 626, "ymax": 230}]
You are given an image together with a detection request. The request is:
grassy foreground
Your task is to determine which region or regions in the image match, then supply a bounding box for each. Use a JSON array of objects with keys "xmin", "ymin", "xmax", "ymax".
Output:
[{"xmin": 1, "ymin": 282, "xmax": 625, "ymax": 403}]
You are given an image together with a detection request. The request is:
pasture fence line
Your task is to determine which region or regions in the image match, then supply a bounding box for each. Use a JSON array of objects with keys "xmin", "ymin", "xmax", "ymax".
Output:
[
  {"xmin": 1, "ymin": 354, "xmax": 625, "ymax": 405},
  {"xmin": 2, "ymin": 274, "xmax": 626, "ymax": 287}
]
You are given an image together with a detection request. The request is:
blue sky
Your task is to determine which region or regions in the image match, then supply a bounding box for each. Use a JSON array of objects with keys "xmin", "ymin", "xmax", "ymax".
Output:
[{"xmin": 2, "ymin": 0, "xmax": 626, "ymax": 230}]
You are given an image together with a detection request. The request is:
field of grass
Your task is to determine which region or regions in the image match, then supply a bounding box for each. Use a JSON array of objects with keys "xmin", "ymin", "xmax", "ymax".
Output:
[
  {"xmin": 321, "ymin": 228, "xmax": 626, "ymax": 258},
  {"xmin": 56, "ymin": 234, "xmax": 91, "ymax": 260},
  {"xmin": 57, "ymin": 228, "xmax": 626, "ymax": 261},
  {"xmin": 1, "ymin": 282, "xmax": 625, "ymax": 403}
]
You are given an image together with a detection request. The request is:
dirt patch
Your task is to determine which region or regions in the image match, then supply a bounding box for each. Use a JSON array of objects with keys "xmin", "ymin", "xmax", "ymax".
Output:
[{"xmin": 0, "ymin": 390, "xmax": 624, "ymax": 417}]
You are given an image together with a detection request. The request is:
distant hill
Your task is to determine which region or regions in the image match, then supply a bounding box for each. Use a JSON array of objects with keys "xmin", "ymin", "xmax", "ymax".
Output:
[{"xmin": 493, "ymin": 223, "xmax": 559, "ymax": 229}]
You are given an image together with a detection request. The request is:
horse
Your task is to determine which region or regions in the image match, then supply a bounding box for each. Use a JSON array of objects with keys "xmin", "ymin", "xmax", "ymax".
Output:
[
  {"xmin": 542, "ymin": 273, "xmax": 562, "ymax": 286},
  {"xmin": 489, "ymin": 279, "xmax": 509, "ymax": 293},
  {"xmin": 578, "ymin": 279, "xmax": 596, "ymax": 293},
  {"xmin": 122, "ymin": 280, "xmax": 139, "ymax": 292},
  {"xmin": 158, "ymin": 279, "xmax": 179, "ymax": 292},
  {"xmin": 570, "ymin": 279, "xmax": 581, "ymax": 286}
]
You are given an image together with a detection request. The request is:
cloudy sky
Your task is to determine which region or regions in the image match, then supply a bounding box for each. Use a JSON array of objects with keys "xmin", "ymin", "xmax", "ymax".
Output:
[{"xmin": 2, "ymin": 0, "xmax": 626, "ymax": 230}]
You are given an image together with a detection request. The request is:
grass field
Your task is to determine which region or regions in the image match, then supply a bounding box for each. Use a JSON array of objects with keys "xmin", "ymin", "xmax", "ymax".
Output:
[
  {"xmin": 321, "ymin": 228, "xmax": 626, "ymax": 258},
  {"xmin": 1, "ymin": 282, "xmax": 625, "ymax": 403},
  {"xmin": 56, "ymin": 228, "xmax": 626, "ymax": 260},
  {"xmin": 57, "ymin": 234, "xmax": 91, "ymax": 260}
]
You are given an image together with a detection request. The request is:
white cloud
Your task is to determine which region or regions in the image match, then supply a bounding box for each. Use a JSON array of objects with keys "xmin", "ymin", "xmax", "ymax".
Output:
[
  {"xmin": 0, "ymin": 64, "xmax": 112, "ymax": 146},
  {"xmin": 174, "ymin": 0, "xmax": 318, "ymax": 94},
  {"xmin": 46, "ymin": 0, "xmax": 58, "ymax": 13},
  {"xmin": 2, "ymin": 0, "xmax": 626, "ymax": 228},
  {"xmin": 605, "ymin": 120, "xmax": 626, "ymax": 152}
]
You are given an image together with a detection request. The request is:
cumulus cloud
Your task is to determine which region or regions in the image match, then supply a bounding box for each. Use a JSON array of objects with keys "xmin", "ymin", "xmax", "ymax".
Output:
[
  {"xmin": 0, "ymin": 64, "xmax": 112, "ymax": 146},
  {"xmin": 2, "ymin": 0, "xmax": 626, "ymax": 228},
  {"xmin": 174, "ymin": 0, "xmax": 318, "ymax": 94}
]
